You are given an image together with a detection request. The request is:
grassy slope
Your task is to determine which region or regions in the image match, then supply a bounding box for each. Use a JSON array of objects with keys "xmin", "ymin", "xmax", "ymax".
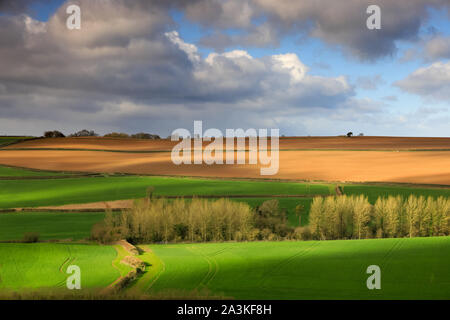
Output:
[
  {"xmin": 0, "ymin": 211, "xmax": 105, "ymax": 241},
  {"xmin": 343, "ymin": 185, "xmax": 450, "ymax": 203},
  {"xmin": 0, "ymin": 137, "xmax": 34, "ymax": 147},
  {"xmin": 0, "ymin": 176, "xmax": 332, "ymax": 209},
  {"xmin": 147, "ymin": 237, "xmax": 450, "ymax": 299},
  {"xmin": 0, "ymin": 243, "xmax": 118, "ymax": 290},
  {"xmin": 0, "ymin": 165, "xmax": 72, "ymax": 177},
  {"xmin": 112, "ymin": 245, "xmax": 134, "ymax": 277},
  {"xmin": 0, "ymin": 238, "xmax": 448, "ymax": 298}
]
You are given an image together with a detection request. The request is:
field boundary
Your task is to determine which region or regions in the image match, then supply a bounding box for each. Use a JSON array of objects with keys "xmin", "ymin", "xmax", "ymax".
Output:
[
  {"xmin": 0, "ymin": 136, "xmax": 41, "ymax": 148},
  {"xmin": 0, "ymin": 161, "xmax": 448, "ymax": 188},
  {"xmin": 4, "ymin": 147, "xmax": 450, "ymax": 153},
  {"xmin": 3, "ymin": 194, "xmax": 322, "ymax": 213}
]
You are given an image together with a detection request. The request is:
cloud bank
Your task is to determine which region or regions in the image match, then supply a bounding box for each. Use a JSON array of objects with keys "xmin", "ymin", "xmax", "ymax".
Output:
[{"xmin": 0, "ymin": 0, "xmax": 448, "ymax": 136}]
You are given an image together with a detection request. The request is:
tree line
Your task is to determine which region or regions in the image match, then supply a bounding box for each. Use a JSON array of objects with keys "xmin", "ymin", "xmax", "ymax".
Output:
[
  {"xmin": 43, "ymin": 130, "xmax": 161, "ymax": 139},
  {"xmin": 309, "ymin": 195, "xmax": 449, "ymax": 240},
  {"xmin": 93, "ymin": 198, "xmax": 263, "ymax": 243},
  {"xmin": 91, "ymin": 194, "xmax": 449, "ymax": 244}
]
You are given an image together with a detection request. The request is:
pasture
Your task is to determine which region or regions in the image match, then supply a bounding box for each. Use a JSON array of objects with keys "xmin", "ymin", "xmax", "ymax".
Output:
[
  {"xmin": 0, "ymin": 176, "xmax": 332, "ymax": 209},
  {"xmin": 0, "ymin": 211, "xmax": 105, "ymax": 241},
  {"xmin": 0, "ymin": 165, "xmax": 73, "ymax": 177},
  {"xmin": 342, "ymin": 184, "xmax": 450, "ymax": 203},
  {"xmin": 146, "ymin": 237, "xmax": 450, "ymax": 299},
  {"xmin": 0, "ymin": 243, "xmax": 118, "ymax": 291},
  {"xmin": 1, "ymin": 237, "xmax": 448, "ymax": 299},
  {"xmin": 0, "ymin": 136, "xmax": 34, "ymax": 148}
]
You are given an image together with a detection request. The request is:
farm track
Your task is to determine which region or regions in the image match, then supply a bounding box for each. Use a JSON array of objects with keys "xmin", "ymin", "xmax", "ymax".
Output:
[
  {"xmin": 381, "ymin": 238, "xmax": 406, "ymax": 267},
  {"xmin": 6, "ymin": 194, "xmax": 324, "ymax": 212},
  {"xmin": 5, "ymin": 147, "xmax": 450, "ymax": 153},
  {"xmin": 139, "ymin": 245, "xmax": 166, "ymax": 292},
  {"xmin": 259, "ymin": 242, "xmax": 321, "ymax": 288},
  {"xmin": 186, "ymin": 246, "xmax": 221, "ymax": 290}
]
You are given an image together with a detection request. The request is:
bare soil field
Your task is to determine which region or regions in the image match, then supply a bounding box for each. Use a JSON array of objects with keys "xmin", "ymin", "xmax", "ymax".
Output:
[
  {"xmin": 14, "ymin": 199, "xmax": 136, "ymax": 211},
  {"xmin": 0, "ymin": 147, "xmax": 449, "ymax": 185},
  {"xmin": 5, "ymin": 136, "xmax": 450, "ymax": 151}
]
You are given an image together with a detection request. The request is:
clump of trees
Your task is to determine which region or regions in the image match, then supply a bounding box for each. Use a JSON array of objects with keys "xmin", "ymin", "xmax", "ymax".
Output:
[
  {"xmin": 44, "ymin": 130, "xmax": 65, "ymax": 138},
  {"xmin": 91, "ymin": 197, "xmax": 295, "ymax": 244},
  {"xmin": 374, "ymin": 195, "xmax": 449, "ymax": 238},
  {"xmin": 22, "ymin": 232, "xmax": 40, "ymax": 243},
  {"xmin": 309, "ymin": 195, "xmax": 449, "ymax": 240},
  {"xmin": 131, "ymin": 133, "xmax": 160, "ymax": 140},
  {"xmin": 103, "ymin": 132, "xmax": 161, "ymax": 139},
  {"xmin": 254, "ymin": 199, "xmax": 293, "ymax": 240},
  {"xmin": 69, "ymin": 129, "xmax": 98, "ymax": 137},
  {"xmin": 104, "ymin": 132, "xmax": 130, "ymax": 138},
  {"xmin": 92, "ymin": 198, "xmax": 256, "ymax": 244},
  {"xmin": 91, "ymin": 194, "xmax": 449, "ymax": 244}
]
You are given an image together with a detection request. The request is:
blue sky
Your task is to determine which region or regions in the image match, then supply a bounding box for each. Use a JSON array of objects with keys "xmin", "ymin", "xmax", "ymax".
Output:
[{"xmin": 171, "ymin": 7, "xmax": 450, "ymax": 127}]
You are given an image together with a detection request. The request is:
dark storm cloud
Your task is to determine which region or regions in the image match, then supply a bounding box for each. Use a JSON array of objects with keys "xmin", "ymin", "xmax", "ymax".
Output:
[
  {"xmin": 178, "ymin": 0, "xmax": 450, "ymax": 61},
  {"xmin": 0, "ymin": 0, "xmax": 35, "ymax": 13}
]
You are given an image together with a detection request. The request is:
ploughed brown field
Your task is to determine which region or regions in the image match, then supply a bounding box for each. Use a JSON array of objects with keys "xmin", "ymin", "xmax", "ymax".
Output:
[
  {"xmin": 5, "ymin": 136, "xmax": 450, "ymax": 151},
  {"xmin": 1, "ymin": 136, "xmax": 449, "ymax": 185}
]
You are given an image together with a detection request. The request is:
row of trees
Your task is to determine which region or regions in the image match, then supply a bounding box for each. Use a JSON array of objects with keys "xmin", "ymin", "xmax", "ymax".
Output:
[
  {"xmin": 92, "ymin": 197, "xmax": 292, "ymax": 244},
  {"xmin": 93, "ymin": 198, "xmax": 254, "ymax": 243},
  {"xmin": 44, "ymin": 130, "xmax": 160, "ymax": 139},
  {"xmin": 309, "ymin": 195, "xmax": 449, "ymax": 240},
  {"xmin": 92, "ymin": 194, "xmax": 449, "ymax": 244},
  {"xmin": 103, "ymin": 132, "xmax": 161, "ymax": 139},
  {"xmin": 44, "ymin": 129, "xmax": 97, "ymax": 138}
]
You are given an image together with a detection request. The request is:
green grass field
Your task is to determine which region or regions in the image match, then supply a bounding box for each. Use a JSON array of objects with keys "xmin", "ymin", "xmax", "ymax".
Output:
[
  {"xmin": 1, "ymin": 237, "xmax": 448, "ymax": 299},
  {"xmin": 0, "ymin": 211, "xmax": 105, "ymax": 241},
  {"xmin": 0, "ymin": 137, "xmax": 34, "ymax": 147},
  {"xmin": 0, "ymin": 243, "xmax": 118, "ymax": 291},
  {"xmin": 0, "ymin": 176, "xmax": 332, "ymax": 209},
  {"xmin": 0, "ymin": 166, "xmax": 448, "ymax": 300},
  {"xmin": 343, "ymin": 185, "xmax": 450, "ymax": 203},
  {"xmin": 146, "ymin": 237, "xmax": 450, "ymax": 299},
  {"xmin": 0, "ymin": 165, "xmax": 74, "ymax": 177}
]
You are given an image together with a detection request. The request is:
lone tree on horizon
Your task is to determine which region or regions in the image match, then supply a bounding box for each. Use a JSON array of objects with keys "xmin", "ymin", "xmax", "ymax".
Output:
[{"xmin": 347, "ymin": 132, "xmax": 353, "ymax": 137}]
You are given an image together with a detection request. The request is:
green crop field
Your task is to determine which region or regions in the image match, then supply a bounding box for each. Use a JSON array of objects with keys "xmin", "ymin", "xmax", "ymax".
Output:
[
  {"xmin": 0, "ymin": 211, "xmax": 105, "ymax": 241},
  {"xmin": 0, "ymin": 167, "xmax": 448, "ymax": 300},
  {"xmin": 0, "ymin": 243, "xmax": 118, "ymax": 291},
  {"xmin": 0, "ymin": 137, "xmax": 34, "ymax": 147},
  {"xmin": 146, "ymin": 237, "xmax": 450, "ymax": 299},
  {"xmin": 0, "ymin": 176, "xmax": 333, "ymax": 209},
  {"xmin": 0, "ymin": 165, "xmax": 74, "ymax": 177},
  {"xmin": 342, "ymin": 184, "xmax": 450, "ymax": 203},
  {"xmin": 0, "ymin": 226, "xmax": 448, "ymax": 299}
]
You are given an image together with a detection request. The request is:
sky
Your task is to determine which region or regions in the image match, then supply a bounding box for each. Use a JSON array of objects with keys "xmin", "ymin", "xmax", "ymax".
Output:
[{"xmin": 0, "ymin": 0, "xmax": 449, "ymax": 137}]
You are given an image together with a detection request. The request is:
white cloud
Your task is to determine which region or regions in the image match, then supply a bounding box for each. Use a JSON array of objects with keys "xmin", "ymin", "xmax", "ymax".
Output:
[
  {"xmin": 395, "ymin": 61, "xmax": 450, "ymax": 101},
  {"xmin": 1, "ymin": 0, "xmax": 447, "ymax": 137},
  {"xmin": 425, "ymin": 36, "xmax": 450, "ymax": 60}
]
